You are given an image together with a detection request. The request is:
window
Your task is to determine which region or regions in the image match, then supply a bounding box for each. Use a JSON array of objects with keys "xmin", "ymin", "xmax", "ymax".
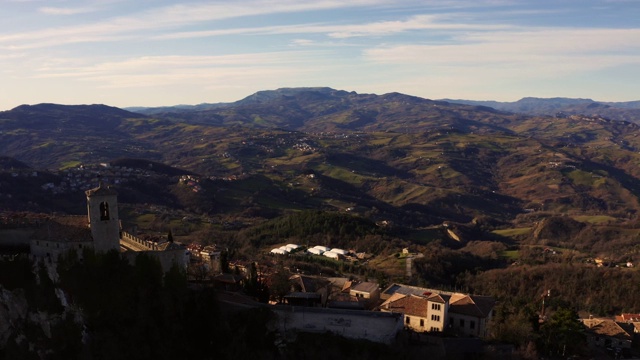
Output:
[
  {"xmin": 420, "ymin": 319, "xmax": 424, "ymax": 327},
  {"xmin": 470, "ymin": 321, "xmax": 475, "ymax": 330},
  {"xmin": 430, "ymin": 327, "xmax": 439, "ymax": 332},
  {"xmin": 431, "ymin": 315, "xmax": 440, "ymax": 322},
  {"xmin": 100, "ymin": 202, "xmax": 110, "ymax": 220},
  {"xmin": 460, "ymin": 319, "xmax": 465, "ymax": 327},
  {"xmin": 406, "ymin": 316, "xmax": 410, "ymax": 324},
  {"xmin": 431, "ymin": 303, "xmax": 441, "ymax": 311}
]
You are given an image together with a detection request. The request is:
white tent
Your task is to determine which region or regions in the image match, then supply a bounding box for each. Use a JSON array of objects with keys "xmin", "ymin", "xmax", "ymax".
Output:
[
  {"xmin": 330, "ymin": 248, "xmax": 347, "ymax": 255},
  {"xmin": 323, "ymin": 251, "xmax": 340, "ymax": 259},
  {"xmin": 285, "ymin": 244, "xmax": 299, "ymax": 252},
  {"xmin": 313, "ymin": 245, "xmax": 331, "ymax": 252},
  {"xmin": 270, "ymin": 248, "xmax": 287, "ymax": 255},
  {"xmin": 307, "ymin": 248, "xmax": 325, "ymax": 255}
]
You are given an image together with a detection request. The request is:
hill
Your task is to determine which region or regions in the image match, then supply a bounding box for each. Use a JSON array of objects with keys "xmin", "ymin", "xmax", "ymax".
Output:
[
  {"xmin": 443, "ymin": 97, "xmax": 640, "ymax": 123},
  {"xmin": 3, "ymin": 88, "xmax": 640, "ymax": 254}
]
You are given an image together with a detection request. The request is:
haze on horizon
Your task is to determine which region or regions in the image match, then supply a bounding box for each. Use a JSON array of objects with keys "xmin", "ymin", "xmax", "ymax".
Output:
[{"xmin": 0, "ymin": 0, "xmax": 639, "ymax": 111}]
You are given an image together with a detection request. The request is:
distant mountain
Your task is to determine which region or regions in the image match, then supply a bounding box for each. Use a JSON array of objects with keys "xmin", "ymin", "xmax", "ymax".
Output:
[
  {"xmin": 134, "ymin": 87, "xmax": 521, "ymax": 133},
  {"xmin": 126, "ymin": 102, "xmax": 231, "ymax": 115},
  {"xmin": 443, "ymin": 97, "xmax": 640, "ymax": 123},
  {"xmin": 0, "ymin": 103, "xmax": 154, "ymax": 169},
  {"xmin": 4, "ymin": 88, "xmax": 640, "ymax": 225}
]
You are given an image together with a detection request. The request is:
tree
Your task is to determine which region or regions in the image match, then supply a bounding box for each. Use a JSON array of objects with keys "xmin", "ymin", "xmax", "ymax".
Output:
[
  {"xmin": 269, "ymin": 265, "xmax": 292, "ymax": 303},
  {"xmin": 538, "ymin": 307, "xmax": 585, "ymax": 358},
  {"xmin": 244, "ymin": 262, "xmax": 269, "ymax": 303},
  {"xmin": 220, "ymin": 249, "xmax": 230, "ymax": 273}
]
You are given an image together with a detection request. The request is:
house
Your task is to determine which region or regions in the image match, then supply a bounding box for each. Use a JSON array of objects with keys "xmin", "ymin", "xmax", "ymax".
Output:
[
  {"xmin": 448, "ymin": 293, "xmax": 495, "ymax": 338},
  {"xmin": 380, "ymin": 283, "xmax": 495, "ymax": 338},
  {"xmin": 350, "ymin": 281, "xmax": 380, "ymax": 300},
  {"xmin": 199, "ymin": 245, "xmax": 221, "ymax": 274},
  {"xmin": 212, "ymin": 273, "xmax": 244, "ymax": 291},
  {"xmin": 349, "ymin": 281, "xmax": 381, "ymax": 310},
  {"xmin": 380, "ymin": 292, "xmax": 448, "ymax": 333},
  {"xmin": 381, "ymin": 294, "xmax": 430, "ymax": 332},
  {"xmin": 616, "ymin": 313, "xmax": 640, "ymax": 324},
  {"xmin": 582, "ymin": 317, "xmax": 633, "ymax": 351},
  {"xmin": 288, "ymin": 274, "xmax": 330, "ymax": 307}
]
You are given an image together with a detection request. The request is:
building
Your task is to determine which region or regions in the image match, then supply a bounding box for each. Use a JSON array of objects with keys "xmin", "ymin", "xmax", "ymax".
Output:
[
  {"xmin": 448, "ymin": 293, "xmax": 495, "ymax": 337},
  {"xmin": 85, "ymin": 181, "xmax": 121, "ymax": 252},
  {"xmin": 381, "ymin": 294, "xmax": 431, "ymax": 332},
  {"xmin": 30, "ymin": 181, "xmax": 188, "ymax": 272},
  {"xmin": 582, "ymin": 317, "xmax": 634, "ymax": 352},
  {"xmin": 29, "ymin": 217, "xmax": 93, "ymax": 258},
  {"xmin": 380, "ymin": 292, "xmax": 448, "ymax": 333},
  {"xmin": 380, "ymin": 283, "xmax": 495, "ymax": 337},
  {"xmin": 350, "ymin": 281, "xmax": 379, "ymax": 299}
]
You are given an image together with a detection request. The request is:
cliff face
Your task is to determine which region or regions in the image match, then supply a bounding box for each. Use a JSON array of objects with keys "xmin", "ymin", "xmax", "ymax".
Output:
[
  {"xmin": 0, "ymin": 287, "xmax": 29, "ymax": 346},
  {"xmin": 0, "ymin": 264, "xmax": 84, "ymax": 358}
]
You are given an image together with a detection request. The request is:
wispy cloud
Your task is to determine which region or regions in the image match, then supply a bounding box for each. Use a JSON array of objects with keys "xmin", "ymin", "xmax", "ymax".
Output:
[
  {"xmin": 158, "ymin": 14, "xmax": 511, "ymax": 41},
  {"xmin": 0, "ymin": 0, "xmax": 390, "ymax": 49},
  {"xmin": 365, "ymin": 27, "xmax": 640, "ymax": 70},
  {"xmin": 30, "ymin": 51, "xmax": 327, "ymax": 85},
  {"xmin": 38, "ymin": 6, "xmax": 99, "ymax": 15}
]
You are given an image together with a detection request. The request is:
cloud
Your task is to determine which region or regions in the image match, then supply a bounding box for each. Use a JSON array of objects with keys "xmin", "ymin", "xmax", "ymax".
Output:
[
  {"xmin": 364, "ymin": 27, "xmax": 640, "ymax": 71},
  {"xmin": 30, "ymin": 51, "xmax": 327, "ymax": 85},
  {"xmin": 157, "ymin": 13, "xmax": 511, "ymax": 42},
  {"xmin": 38, "ymin": 6, "xmax": 99, "ymax": 15},
  {"xmin": 0, "ymin": 0, "xmax": 390, "ymax": 49},
  {"xmin": 290, "ymin": 39, "xmax": 315, "ymax": 46}
]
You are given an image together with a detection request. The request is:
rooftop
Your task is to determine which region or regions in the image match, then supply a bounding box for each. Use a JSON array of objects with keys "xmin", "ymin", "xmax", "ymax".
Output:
[
  {"xmin": 85, "ymin": 181, "xmax": 118, "ymax": 197},
  {"xmin": 582, "ymin": 318, "xmax": 633, "ymax": 340},
  {"xmin": 32, "ymin": 216, "xmax": 92, "ymax": 243},
  {"xmin": 351, "ymin": 281, "xmax": 379, "ymax": 294},
  {"xmin": 380, "ymin": 294, "xmax": 429, "ymax": 317}
]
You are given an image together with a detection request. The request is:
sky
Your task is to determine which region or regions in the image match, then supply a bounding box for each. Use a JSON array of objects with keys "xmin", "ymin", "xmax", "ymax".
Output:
[{"xmin": 0, "ymin": 0, "xmax": 639, "ymax": 110}]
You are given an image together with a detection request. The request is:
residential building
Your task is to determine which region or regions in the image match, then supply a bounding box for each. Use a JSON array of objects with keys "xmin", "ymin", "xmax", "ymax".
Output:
[
  {"xmin": 582, "ymin": 317, "xmax": 633, "ymax": 351},
  {"xmin": 380, "ymin": 283, "xmax": 495, "ymax": 337}
]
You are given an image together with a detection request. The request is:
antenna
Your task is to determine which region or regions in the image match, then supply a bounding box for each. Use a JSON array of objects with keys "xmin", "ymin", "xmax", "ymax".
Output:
[{"xmin": 540, "ymin": 289, "xmax": 551, "ymax": 321}]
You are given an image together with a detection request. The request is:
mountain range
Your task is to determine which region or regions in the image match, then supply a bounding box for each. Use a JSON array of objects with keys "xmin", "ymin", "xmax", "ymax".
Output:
[
  {"xmin": 2, "ymin": 87, "xmax": 640, "ymax": 238},
  {"xmin": 442, "ymin": 97, "xmax": 640, "ymax": 123}
]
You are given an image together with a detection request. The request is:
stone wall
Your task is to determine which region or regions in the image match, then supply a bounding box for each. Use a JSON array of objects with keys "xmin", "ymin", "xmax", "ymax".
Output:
[{"xmin": 272, "ymin": 306, "xmax": 403, "ymax": 344}]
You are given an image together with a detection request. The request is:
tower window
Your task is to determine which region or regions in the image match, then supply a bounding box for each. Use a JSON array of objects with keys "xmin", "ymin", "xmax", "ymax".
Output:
[{"xmin": 100, "ymin": 202, "xmax": 110, "ymax": 220}]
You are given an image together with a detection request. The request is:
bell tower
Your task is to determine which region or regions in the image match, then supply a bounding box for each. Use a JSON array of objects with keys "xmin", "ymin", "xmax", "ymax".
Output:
[{"xmin": 86, "ymin": 181, "xmax": 121, "ymax": 252}]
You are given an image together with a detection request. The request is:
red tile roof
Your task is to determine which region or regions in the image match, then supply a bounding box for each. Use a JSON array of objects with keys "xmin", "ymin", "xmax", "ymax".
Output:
[{"xmin": 382, "ymin": 294, "xmax": 430, "ymax": 317}]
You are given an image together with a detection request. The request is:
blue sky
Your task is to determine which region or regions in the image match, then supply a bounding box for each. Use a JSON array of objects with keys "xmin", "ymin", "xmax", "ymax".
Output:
[{"xmin": 0, "ymin": 0, "xmax": 639, "ymax": 110}]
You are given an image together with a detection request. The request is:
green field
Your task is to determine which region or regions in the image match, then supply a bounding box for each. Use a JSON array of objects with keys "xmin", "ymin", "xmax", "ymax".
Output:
[
  {"xmin": 492, "ymin": 227, "xmax": 532, "ymax": 237},
  {"xmin": 572, "ymin": 215, "xmax": 617, "ymax": 224}
]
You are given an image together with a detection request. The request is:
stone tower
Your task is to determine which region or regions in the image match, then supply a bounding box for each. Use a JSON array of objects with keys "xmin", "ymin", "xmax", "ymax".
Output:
[{"xmin": 86, "ymin": 181, "xmax": 121, "ymax": 252}]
